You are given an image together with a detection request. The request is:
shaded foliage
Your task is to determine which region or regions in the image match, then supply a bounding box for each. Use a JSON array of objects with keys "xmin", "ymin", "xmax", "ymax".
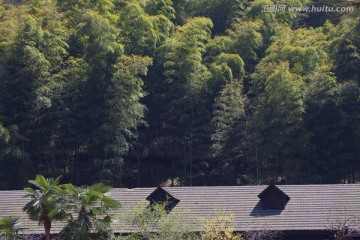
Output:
[{"xmin": 0, "ymin": 0, "xmax": 359, "ymax": 189}]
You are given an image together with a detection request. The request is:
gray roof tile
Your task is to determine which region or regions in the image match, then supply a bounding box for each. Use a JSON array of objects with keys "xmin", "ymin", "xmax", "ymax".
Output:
[{"xmin": 1, "ymin": 185, "xmax": 360, "ymax": 234}]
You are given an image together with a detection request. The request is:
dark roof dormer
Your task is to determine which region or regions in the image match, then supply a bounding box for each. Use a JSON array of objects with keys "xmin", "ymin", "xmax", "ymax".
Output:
[
  {"xmin": 146, "ymin": 187, "xmax": 180, "ymax": 212},
  {"xmin": 258, "ymin": 185, "xmax": 290, "ymax": 210}
]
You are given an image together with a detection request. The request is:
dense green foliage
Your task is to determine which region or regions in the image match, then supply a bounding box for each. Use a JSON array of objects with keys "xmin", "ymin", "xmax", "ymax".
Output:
[
  {"xmin": 23, "ymin": 175, "xmax": 119, "ymax": 239},
  {"xmin": 0, "ymin": 0, "xmax": 359, "ymax": 189},
  {"xmin": 120, "ymin": 201, "xmax": 194, "ymax": 240},
  {"xmin": 23, "ymin": 175, "xmax": 63, "ymax": 240},
  {"xmin": 0, "ymin": 216, "xmax": 23, "ymax": 240}
]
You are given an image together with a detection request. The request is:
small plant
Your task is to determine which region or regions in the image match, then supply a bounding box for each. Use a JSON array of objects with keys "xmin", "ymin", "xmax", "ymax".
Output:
[
  {"xmin": 200, "ymin": 214, "xmax": 242, "ymax": 240},
  {"xmin": 0, "ymin": 216, "xmax": 23, "ymax": 240},
  {"xmin": 327, "ymin": 215, "xmax": 360, "ymax": 240},
  {"xmin": 120, "ymin": 201, "xmax": 193, "ymax": 240}
]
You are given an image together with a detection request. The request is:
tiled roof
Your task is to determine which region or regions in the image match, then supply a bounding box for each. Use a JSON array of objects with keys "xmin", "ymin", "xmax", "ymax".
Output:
[{"xmin": 1, "ymin": 185, "xmax": 360, "ymax": 234}]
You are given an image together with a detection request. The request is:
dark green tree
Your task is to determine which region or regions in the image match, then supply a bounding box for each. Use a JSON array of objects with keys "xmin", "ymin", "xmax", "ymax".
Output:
[
  {"xmin": 23, "ymin": 175, "xmax": 64, "ymax": 240},
  {"xmin": 329, "ymin": 18, "xmax": 360, "ymax": 81},
  {"xmin": 0, "ymin": 0, "xmax": 69, "ymax": 187},
  {"xmin": 59, "ymin": 183, "xmax": 120, "ymax": 240},
  {"xmin": 192, "ymin": 0, "xmax": 249, "ymax": 34},
  {"xmin": 227, "ymin": 20, "xmax": 264, "ymax": 73},
  {"xmin": 259, "ymin": 62, "xmax": 306, "ymax": 183},
  {"xmin": 99, "ymin": 55, "xmax": 152, "ymax": 186},
  {"xmin": 303, "ymin": 72, "xmax": 342, "ymax": 183},
  {"xmin": 145, "ymin": 0, "xmax": 176, "ymax": 20},
  {"xmin": 118, "ymin": 1, "xmax": 174, "ymax": 55},
  {"xmin": 210, "ymin": 80, "xmax": 246, "ymax": 184},
  {"xmin": 159, "ymin": 17, "xmax": 213, "ymax": 185},
  {"xmin": 337, "ymin": 81, "xmax": 360, "ymax": 183}
]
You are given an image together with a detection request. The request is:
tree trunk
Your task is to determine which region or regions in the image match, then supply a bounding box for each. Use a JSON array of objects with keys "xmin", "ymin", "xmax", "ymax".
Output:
[
  {"xmin": 189, "ymin": 104, "xmax": 194, "ymax": 186},
  {"xmin": 137, "ymin": 144, "xmax": 141, "ymax": 187},
  {"xmin": 183, "ymin": 143, "xmax": 187, "ymax": 186},
  {"xmin": 44, "ymin": 218, "xmax": 51, "ymax": 240},
  {"xmin": 171, "ymin": 140, "xmax": 175, "ymax": 187},
  {"xmin": 80, "ymin": 206, "xmax": 90, "ymax": 240}
]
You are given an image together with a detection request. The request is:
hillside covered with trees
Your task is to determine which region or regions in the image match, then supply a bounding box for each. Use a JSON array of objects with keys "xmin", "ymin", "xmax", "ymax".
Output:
[{"xmin": 0, "ymin": 0, "xmax": 359, "ymax": 189}]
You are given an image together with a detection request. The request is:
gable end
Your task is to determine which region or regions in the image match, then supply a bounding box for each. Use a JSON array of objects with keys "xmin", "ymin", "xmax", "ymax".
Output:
[
  {"xmin": 258, "ymin": 185, "xmax": 290, "ymax": 210},
  {"xmin": 146, "ymin": 187, "xmax": 180, "ymax": 211}
]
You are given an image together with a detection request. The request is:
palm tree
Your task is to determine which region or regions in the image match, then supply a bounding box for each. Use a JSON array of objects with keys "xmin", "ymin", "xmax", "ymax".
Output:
[
  {"xmin": 23, "ymin": 175, "xmax": 64, "ymax": 240},
  {"xmin": 0, "ymin": 216, "xmax": 23, "ymax": 240},
  {"xmin": 59, "ymin": 183, "xmax": 120, "ymax": 240}
]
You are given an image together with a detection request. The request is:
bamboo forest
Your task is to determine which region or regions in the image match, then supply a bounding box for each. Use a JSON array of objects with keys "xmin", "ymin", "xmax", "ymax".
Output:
[{"xmin": 0, "ymin": 0, "xmax": 359, "ymax": 190}]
